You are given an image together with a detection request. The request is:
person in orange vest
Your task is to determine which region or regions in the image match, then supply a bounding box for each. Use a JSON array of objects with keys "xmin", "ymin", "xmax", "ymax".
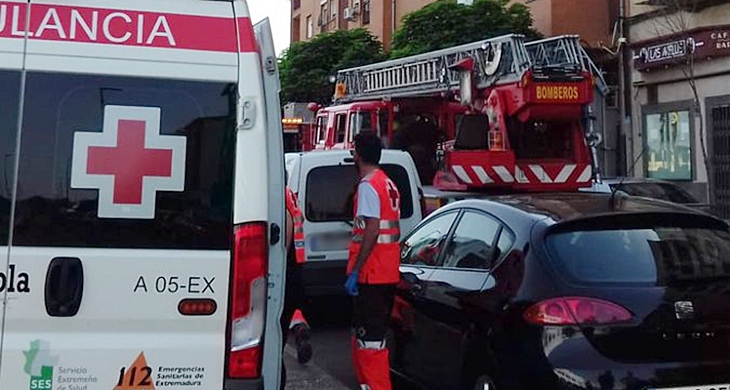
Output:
[
  {"xmin": 280, "ymin": 185, "xmax": 313, "ymax": 389},
  {"xmin": 344, "ymin": 132, "xmax": 401, "ymax": 390}
]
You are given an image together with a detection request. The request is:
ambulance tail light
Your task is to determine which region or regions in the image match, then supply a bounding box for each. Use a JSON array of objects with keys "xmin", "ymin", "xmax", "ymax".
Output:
[{"xmin": 227, "ymin": 222, "xmax": 268, "ymax": 379}]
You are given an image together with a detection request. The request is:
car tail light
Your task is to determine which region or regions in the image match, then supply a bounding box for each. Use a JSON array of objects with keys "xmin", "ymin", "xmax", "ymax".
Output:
[
  {"xmin": 227, "ymin": 222, "xmax": 268, "ymax": 379},
  {"xmin": 523, "ymin": 297, "xmax": 632, "ymax": 326}
]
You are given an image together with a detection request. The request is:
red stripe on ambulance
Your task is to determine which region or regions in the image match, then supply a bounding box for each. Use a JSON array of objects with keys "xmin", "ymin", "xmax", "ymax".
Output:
[{"xmin": 0, "ymin": 2, "xmax": 257, "ymax": 52}]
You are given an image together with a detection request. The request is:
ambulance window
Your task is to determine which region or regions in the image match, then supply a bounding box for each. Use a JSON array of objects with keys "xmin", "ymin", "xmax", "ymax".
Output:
[
  {"xmin": 0, "ymin": 71, "xmax": 21, "ymax": 246},
  {"xmin": 13, "ymin": 72, "xmax": 236, "ymax": 250},
  {"xmin": 335, "ymin": 113, "xmax": 347, "ymax": 143}
]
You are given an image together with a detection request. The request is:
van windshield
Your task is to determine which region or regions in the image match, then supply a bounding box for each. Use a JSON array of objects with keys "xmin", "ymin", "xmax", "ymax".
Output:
[{"xmin": 305, "ymin": 164, "xmax": 413, "ymax": 222}]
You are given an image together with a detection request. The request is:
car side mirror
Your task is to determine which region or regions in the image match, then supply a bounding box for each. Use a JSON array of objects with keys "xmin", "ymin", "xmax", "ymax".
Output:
[{"xmin": 401, "ymin": 272, "xmax": 420, "ymax": 285}]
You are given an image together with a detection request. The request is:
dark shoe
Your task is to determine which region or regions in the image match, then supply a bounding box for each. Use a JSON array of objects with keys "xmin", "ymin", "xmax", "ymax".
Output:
[
  {"xmin": 296, "ymin": 340, "xmax": 312, "ymax": 365},
  {"xmin": 292, "ymin": 324, "xmax": 312, "ymax": 364}
]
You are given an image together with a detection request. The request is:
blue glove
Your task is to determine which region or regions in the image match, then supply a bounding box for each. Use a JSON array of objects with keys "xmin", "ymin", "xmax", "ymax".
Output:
[{"xmin": 344, "ymin": 272, "xmax": 359, "ymax": 296}]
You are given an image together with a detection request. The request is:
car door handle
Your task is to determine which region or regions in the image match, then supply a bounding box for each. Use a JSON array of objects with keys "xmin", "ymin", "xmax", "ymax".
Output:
[{"xmin": 45, "ymin": 257, "xmax": 84, "ymax": 317}]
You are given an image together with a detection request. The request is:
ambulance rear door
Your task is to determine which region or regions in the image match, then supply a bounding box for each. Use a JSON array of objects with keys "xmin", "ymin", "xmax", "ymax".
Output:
[
  {"xmin": 0, "ymin": 0, "xmax": 27, "ymax": 381},
  {"xmin": 0, "ymin": 0, "xmax": 267, "ymax": 389}
]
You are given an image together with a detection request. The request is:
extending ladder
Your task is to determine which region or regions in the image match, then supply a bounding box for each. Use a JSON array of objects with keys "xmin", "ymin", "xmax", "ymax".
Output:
[
  {"xmin": 333, "ymin": 34, "xmax": 531, "ymax": 103},
  {"xmin": 525, "ymin": 35, "xmax": 609, "ymax": 95}
]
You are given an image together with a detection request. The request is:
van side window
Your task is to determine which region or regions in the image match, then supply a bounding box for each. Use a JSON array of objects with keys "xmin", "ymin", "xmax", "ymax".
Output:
[
  {"xmin": 0, "ymin": 71, "xmax": 21, "ymax": 246},
  {"xmin": 13, "ymin": 72, "xmax": 236, "ymax": 250},
  {"xmin": 335, "ymin": 114, "xmax": 347, "ymax": 143}
]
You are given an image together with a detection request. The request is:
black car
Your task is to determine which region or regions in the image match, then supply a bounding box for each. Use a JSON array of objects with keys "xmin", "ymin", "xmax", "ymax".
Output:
[{"xmin": 389, "ymin": 191, "xmax": 730, "ymax": 390}]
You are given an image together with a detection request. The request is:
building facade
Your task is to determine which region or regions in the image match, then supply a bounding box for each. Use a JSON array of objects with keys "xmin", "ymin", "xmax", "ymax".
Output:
[
  {"xmin": 627, "ymin": 0, "xmax": 730, "ymax": 212},
  {"xmin": 290, "ymin": 0, "xmax": 436, "ymax": 50}
]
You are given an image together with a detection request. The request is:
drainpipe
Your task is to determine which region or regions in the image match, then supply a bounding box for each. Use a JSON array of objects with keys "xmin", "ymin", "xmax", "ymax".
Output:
[
  {"xmin": 391, "ymin": 0, "xmax": 396, "ymax": 40},
  {"xmin": 618, "ymin": 0, "xmax": 630, "ymax": 176}
]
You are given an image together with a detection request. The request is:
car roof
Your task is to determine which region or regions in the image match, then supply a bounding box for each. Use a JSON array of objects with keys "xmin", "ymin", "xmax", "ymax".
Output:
[
  {"xmin": 288, "ymin": 149, "xmax": 411, "ymax": 161},
  {"xmin": 435, "ymin": 191, "xmax": 709, "ymax": 226},
  {"xmin": 421, "ymin": 185, "xmax": 485, "ymax": 198},
  {"xmin": 601, "ymin": 176, "xmax": 676, "ymax": 185}
]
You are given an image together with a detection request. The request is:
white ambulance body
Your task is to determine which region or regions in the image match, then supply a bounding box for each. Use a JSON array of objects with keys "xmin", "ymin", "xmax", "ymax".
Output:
[{"xmin": 0, "ymin": 1, "xmax": 286, "ymax": 390}]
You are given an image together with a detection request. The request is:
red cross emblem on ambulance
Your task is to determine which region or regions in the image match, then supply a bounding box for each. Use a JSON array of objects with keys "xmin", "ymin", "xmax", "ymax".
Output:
[{"xmin": 70, "ymin": 105, "xmax": 186, "ymax": 219}]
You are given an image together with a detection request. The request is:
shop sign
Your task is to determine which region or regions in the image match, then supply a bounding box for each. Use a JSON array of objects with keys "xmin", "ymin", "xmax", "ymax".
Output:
[{"xmin": 632, "ymin": 24, "xmax": 730, "ymax": 71}]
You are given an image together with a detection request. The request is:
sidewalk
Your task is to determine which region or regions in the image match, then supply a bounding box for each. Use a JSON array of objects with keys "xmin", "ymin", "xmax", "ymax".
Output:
[{"xmin": 283, "ymin": 345, "xmax": 352, "ymax": 390}]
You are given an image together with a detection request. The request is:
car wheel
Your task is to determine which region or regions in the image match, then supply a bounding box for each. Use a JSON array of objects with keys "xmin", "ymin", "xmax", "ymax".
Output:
[{"xmin": 472, "ymin": 374, "xmax": 497, "ymax": 390}]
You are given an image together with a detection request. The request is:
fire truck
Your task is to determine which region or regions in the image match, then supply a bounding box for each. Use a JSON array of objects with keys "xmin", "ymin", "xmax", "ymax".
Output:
[
  {"xmin": 282, "ymin": 102, "xmax": 317, "ymax": 152},
  {"xmin": 308, "ymin": 34, "xmax": 608, "ymax": 192}
]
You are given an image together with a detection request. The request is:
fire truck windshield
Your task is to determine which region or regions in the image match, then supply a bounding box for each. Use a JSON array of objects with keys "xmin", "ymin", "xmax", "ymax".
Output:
[{"xmin": 349, "ymin": 111, "xmax": 374, "ymax": 136}]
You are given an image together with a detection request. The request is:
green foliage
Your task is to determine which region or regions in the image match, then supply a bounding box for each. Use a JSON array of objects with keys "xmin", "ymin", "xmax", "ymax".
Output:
[
  {"xmin": 278, "ymin": 28, "xmax": 386, "ymax": 104},
  {"xmin": 390, "ymin": 0, "xmax": 542, "ymax": 59}
]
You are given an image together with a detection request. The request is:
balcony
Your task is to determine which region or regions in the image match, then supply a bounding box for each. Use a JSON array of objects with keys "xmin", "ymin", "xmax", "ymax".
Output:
[{"xmin": 633, "ymin": 0, "xmax": 730, "ymax": 12}]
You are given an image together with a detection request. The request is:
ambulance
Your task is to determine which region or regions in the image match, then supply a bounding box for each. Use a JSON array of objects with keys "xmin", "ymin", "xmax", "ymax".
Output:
[{"xmin": 0, "ymin": 1, "xmax": 286, "ymax": 390}]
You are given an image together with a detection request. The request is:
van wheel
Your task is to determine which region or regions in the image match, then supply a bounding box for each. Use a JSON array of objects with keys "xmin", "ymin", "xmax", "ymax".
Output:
[{"xmin": 472, "ymin": 375, "xmax": 496, "ymax": 390}]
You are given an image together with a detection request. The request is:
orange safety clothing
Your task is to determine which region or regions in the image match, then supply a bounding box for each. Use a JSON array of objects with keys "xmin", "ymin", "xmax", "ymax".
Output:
[
  {"xmin": 347, "ymin": 169, "xmax": 401, "ymax": 285},
  {"xmin": 285, "ymin": 186, "xmax": 306, "ymax": 264}
]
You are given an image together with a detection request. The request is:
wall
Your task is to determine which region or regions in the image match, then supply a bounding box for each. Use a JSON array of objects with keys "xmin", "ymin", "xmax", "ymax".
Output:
[
  {"xmin": 512, "ymin": 0, "xmax": 553, "ymax": 38},
  {"xmin": 550, "ymin": 0, "xmax": 613, "ymax": 47},
  {"xmin": 291, "ymin": 0, "xmax": 324, "ymax": 42}
]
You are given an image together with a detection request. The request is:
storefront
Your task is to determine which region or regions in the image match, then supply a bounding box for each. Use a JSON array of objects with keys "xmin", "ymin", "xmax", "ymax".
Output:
[{"xmin": 629, "ymin": 14, "xmax": 730, "ymax": 213}]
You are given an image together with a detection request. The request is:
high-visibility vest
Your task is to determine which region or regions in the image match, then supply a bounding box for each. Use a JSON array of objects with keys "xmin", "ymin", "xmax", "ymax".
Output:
[
  {"xmin": 285, "ymin": 186, "xmax": 306, "ymax": 264},
  {"xmin": 347, "ymin": 169, "xmax": 401, "ymax": 284}
]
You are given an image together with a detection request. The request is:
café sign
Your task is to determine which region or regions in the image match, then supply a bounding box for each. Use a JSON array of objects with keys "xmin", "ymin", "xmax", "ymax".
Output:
[{"xmin": 632, "ymin": 24, "xmax": 730, "ymax": 71}]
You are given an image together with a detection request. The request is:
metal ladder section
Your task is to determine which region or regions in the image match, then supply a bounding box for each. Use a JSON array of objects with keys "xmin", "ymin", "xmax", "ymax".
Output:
[
  {"xmin": 333, "ymin": 34, "xmax": 532, "ymax": 103},
  {"xmin": 525, "ymin": 35, "xmax": 609, "ymax": 95}
]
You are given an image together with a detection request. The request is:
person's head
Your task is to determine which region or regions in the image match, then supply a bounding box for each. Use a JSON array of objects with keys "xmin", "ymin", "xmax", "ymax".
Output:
[{"xmin": 353, "ymin": 132, "xmax": 382, "ymax": 174}]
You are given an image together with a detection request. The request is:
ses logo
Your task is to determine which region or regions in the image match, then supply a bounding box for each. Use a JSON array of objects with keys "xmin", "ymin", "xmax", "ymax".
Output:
[{"xmin": 23, "ymin": 340, "xmax": 58, "ymax": 390}]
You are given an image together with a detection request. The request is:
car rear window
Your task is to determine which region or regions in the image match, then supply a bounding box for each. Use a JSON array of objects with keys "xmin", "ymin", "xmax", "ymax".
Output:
[
  {"xmin": 305, "ymin": 164, "xmax": 413, "ymax": 222},
  {"xmin": 611, "ymin": 182, "xmax": 697, "ymax": 204},
  {"xmin": 546, "ymin": 224, "xmax": 730, "ymax": 285}
]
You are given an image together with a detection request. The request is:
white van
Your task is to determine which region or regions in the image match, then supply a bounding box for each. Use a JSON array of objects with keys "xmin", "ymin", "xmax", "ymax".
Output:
[
  {"xmin": 0, "ymin": 2, "xmax": 286, "ymax": 390},
  {"xmin": 286, "ymin": 150, "xmax": 423, "ymax": 296}
]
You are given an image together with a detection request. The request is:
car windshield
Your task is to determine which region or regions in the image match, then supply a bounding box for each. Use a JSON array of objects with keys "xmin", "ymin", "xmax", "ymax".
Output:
[
  {"xmin": 305, "ymin": 163, "xmax": 413, "ymax": 222},
  {"xmin": 611, "ymin": 182, "xmax": 698, "ymax": 204},
  {"xmin": 546, "ymin": 225, "xmax": 730, "ymax": 285}
]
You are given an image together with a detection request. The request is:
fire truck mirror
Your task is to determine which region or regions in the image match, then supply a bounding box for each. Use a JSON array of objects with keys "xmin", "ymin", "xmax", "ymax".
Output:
[
  {"xmin": 458, "ymin": 71, "xmax": 473, "ymax": 106},
  {"xmin": 484, "ymin": 44, "xmax": 502, "ymax": 77}
]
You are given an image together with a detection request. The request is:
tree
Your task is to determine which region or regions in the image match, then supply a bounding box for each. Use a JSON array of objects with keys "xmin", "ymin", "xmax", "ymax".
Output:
[
  {"xmin": 390, "ymin": 0, "xmax": 542, "ymax": 59},
  {"xmin": 648, "ymin": 0, "xmax": 712, "ymax": 203},
  {"xmin": 278, "ymin": 28, "xmax": 386, "ymax": 104}
]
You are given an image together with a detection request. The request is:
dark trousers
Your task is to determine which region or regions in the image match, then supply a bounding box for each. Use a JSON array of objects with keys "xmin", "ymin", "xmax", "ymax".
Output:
[{"xmin": 352, "ymin": 283, "xmax": 396, "ymax": 343}]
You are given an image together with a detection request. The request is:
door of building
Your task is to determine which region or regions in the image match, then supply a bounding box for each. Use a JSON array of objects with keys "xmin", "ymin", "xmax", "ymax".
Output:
[{"xmin": 711, "ymin": 105, "xmax": 730, "ymax": 218}]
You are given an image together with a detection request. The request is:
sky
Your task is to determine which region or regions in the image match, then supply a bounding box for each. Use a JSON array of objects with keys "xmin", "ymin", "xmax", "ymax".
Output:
[{"xmin": 247, "ymin": 0, "xmax": 292, "ymax": 56}]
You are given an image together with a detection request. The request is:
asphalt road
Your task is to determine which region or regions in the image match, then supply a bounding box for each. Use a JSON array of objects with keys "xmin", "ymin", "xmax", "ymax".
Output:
[
  {"xmin": 284, "ymin": 296, "xmax": 357, "ymax": 390},
  {"xmin": 284, "ymin": 295, "xmax": 421, "ymax": 390}
]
